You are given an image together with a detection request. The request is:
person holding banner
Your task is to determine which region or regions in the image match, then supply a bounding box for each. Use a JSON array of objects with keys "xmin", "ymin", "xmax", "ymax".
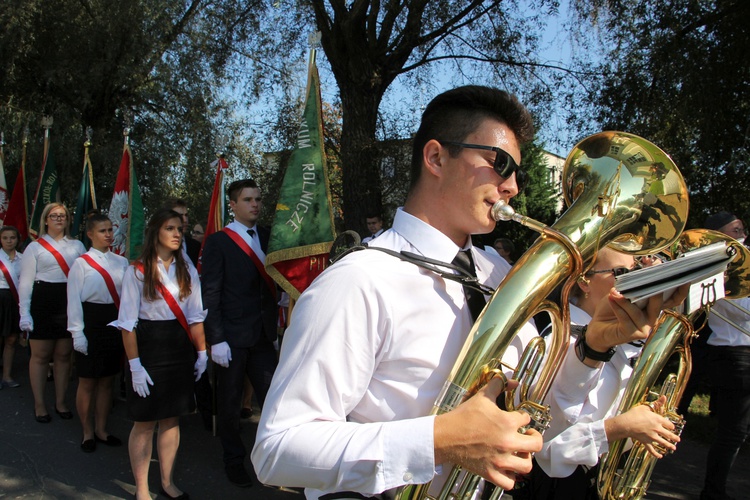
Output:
[
  {"xmin": 67, "ymin": 213, "xmax": 128, "ymax": 453},
  {"xmin": 201, "ymin": 178, "xmax": 278, "ymax": 488},
  {"xmin": 0, "ymin": 226, "xmax": 23, "ymax": 389},
  {"xmin": 113, "ymin": 208, "xmax": 207, "ymax": 500},
  {"xmin": 19, "ymin": 203, "xmax": 85, "ymax": 423}
]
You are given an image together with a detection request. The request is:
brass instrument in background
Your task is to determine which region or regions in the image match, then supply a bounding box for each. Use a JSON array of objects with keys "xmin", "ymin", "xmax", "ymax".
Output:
[
  {"xmin": 396, "ymin": 132, "xmax": 689, "ymax": 500},
  {"xmin": 597, "ymin": 229, "xmax": 750, "ymax": 500}
]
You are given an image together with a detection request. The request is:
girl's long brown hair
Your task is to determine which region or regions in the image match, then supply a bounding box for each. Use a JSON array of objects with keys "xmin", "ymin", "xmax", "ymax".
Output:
[{"xmin": 137, "ymin": 208, "xmax": 191, "ymax": 302}]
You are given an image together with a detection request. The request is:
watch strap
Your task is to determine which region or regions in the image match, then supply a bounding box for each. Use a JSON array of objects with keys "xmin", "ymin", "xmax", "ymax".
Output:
[{"xmin": 574, "ymin": 325, "xmax": 617, "ymax": 362}]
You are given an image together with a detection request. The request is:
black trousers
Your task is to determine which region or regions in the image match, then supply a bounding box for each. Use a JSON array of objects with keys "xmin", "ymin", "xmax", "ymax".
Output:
[
  {"xmin": 702, "ymin": 346, "xmax": 750, "ymax": 498},
  {"xmin": 216, "ymin": 336, "xmax": 277, "ymax": 466}
]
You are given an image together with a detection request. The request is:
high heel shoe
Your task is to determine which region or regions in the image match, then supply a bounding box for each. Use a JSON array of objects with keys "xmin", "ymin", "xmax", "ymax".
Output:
[
  {"xmin": 55, "ymin": 407, "xmax": 73, "ymax": 420},
  {"xmin": 159, "ymin": 487, "xmax": 189, "ymax": 499}
]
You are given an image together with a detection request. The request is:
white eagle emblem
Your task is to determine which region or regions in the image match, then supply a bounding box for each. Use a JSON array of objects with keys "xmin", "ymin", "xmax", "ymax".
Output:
[{"xmin": 109, "ymin": 191, "xmax": 129, "ymax": 255}]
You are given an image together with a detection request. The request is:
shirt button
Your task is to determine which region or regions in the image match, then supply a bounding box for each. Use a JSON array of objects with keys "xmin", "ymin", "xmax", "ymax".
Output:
[{"xmin": 403, "ymin": 472, "xmax": 413, "ymax": 482}]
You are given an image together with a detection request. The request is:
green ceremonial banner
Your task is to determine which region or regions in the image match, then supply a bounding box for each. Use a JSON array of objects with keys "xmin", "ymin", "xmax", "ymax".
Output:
[
  {"xmin": 109, "ymin": 143, "xmax": 144, "ymax": 259},
  {"xmin": 29, "ymin": 143, "xmax": 60, "ymax": 238},
  {"xmin": 265, "ymin": 49, "xmax": 336, "ymax": 300},
  {"xmin": 72, "ymin": 145, "xmax": 97, "ymax": 243}
]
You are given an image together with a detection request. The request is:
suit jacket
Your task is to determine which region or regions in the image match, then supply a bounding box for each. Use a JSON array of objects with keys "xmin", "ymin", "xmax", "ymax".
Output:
[
  {"xmin": 201, "ymin": 226, "xmax": 277, "ymax": 348},
  {"xmin": 184, "ymin": 236, "xmax": 201, "ymax": 267}
]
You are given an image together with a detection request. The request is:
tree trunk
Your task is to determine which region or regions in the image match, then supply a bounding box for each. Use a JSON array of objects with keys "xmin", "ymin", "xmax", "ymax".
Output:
[{"xmin": 338, "ymin": 84, "xmax": 385, "ymax": 237}]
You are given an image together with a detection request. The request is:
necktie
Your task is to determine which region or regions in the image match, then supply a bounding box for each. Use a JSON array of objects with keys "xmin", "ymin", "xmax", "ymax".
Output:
[
  {"xmin": 452, "ymin": 250, "xmax": 486, "ymax": 322},
  {"xmin": 247, "ymin": 228, "xmax": 255, "ymax": 238}
]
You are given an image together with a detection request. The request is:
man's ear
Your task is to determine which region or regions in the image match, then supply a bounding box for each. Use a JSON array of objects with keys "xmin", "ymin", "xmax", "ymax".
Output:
[{"xmin": 422, "ymin": 139, "xmax": 445, "ymax": 179}]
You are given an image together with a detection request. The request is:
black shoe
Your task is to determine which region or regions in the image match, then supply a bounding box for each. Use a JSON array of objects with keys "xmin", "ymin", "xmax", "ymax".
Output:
[
  {"xmin": 225, "ymin": 463, "xmax": 253, "ymax": 487},
  {"xmin": 55, "ymin": 407, "xmax": 73, "ymax": 420},
  {"xmin": 95, "ymin": 434, "xmax": 123, "ymax": 446},
  {"xmin": 159, "ymin": 487, "xmax": 190, "ymax": 499},
  {"xmin": 81, "ymin": 439, "xmax": 96, "ymax": 453},
  {"xmin": 35, "ymin": 413, "xmax": 51, "ymax": 423}
]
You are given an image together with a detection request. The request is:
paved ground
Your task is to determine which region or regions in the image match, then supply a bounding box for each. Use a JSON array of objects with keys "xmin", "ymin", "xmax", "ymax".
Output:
[{"xmin": 1, "ymin": 346, "xmax": 748, "ymax": 499}]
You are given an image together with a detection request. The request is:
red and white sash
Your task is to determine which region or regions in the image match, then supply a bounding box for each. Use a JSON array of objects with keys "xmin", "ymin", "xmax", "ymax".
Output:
[
  {"xmin": 80, "ymin": 254, "xmax": 120, "ymax": 309},
  {"xmin": 0, "ymin": 252, "xmax": 19, "ymax": 303},
  {"xmin": 222, "ymin": 227, "xmax": 277, "ymax": 299},
  {"xmin": 37, "ymin": 237, "xmax": 71, "ymax": 277},
  {"xmin": 134, "ymin": 262, "xmax": 193, "ymax": 342}
]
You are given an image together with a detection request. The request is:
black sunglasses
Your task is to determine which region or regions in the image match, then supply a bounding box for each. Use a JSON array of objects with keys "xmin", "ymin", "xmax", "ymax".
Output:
[
  {"xmin": 439, "ymin": 141, "xmax": 528, "ymax": 191},
  {"xmin": 587, "ymin": 266, "xmax": 640, "ymax": 278}
]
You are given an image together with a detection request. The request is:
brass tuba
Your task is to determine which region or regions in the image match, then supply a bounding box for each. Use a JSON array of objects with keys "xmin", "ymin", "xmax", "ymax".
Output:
[
  {"xmin": 396, "ymin": 132, "xmax": 689, "ymax": 500},
  {"xmin": 597, "ymin": 229, "xmax": 750, "ymax": 500}
]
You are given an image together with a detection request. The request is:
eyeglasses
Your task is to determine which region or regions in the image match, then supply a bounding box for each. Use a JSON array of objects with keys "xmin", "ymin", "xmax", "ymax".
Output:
[
  {"xmin": 587, "ymin": 266, "xmax": 639, "ymax": 277},
  {"xmin": 47, "ymin": 214, "xmax": 67, "ymax": 221},
  {"xmin": 439, "ymin": 141, "xmax": 528, "ymax": 191},
  {"xmin": 727, "ymin": 226, "xmax": 748, "ymax": 238}
]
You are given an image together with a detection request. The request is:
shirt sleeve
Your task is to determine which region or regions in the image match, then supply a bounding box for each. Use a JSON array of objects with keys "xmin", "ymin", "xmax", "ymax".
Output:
[
  {"xmin": 184, "ymin": 264, "xmax": 206, "ymax": 325},
  {"xmin": 112, "ymin": 266, "xmax": 142, "ymax": 332},
  {"xmin": 549, "ymin": 343, "xmax": 604, "ymax": 423},
  {"xmin": 18, "ymin": 243, "xmax": 39, "ymax": 318},
  {"xmin": 251, "ymin": 264, "xmax": 436, "ymax": 496},
  {"xmin": 66, "ymin": 259, "xmax": 86, "ymax": 336},
  {"xmin": 536, "ymin": 419, "xmax": 608, "ymax": 477}
]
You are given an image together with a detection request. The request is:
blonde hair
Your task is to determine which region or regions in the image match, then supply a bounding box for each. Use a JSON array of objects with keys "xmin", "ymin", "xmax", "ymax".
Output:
[{"xmin": 39, "ymin": 202, "xmax": 71, "ymax": 238}]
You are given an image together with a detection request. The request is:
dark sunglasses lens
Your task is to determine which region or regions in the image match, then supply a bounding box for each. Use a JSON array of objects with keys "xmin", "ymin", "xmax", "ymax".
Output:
[
  {"xmin": 516, "ymin": 170, "xmax": 529, "ymax": 191},
  {"xmin": 493, "ymin": 150, "xmax": 514, "ymax": 178},
  {"xmin": 612, "ymin": 267, "xmax": 631, "ymax": 277}
]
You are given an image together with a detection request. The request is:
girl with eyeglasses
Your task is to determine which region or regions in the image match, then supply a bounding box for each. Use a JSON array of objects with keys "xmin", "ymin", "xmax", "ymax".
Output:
[
  {"xmin": 112, "ymin": 208, "xmax": 207, "ymax": 500},
  {"xmin": 0, "ymin": 226, "xmax": 23, "ymax": 389},
  {"xmin": 520, "ymin": 247, "xmax": 681, "ymax": 500},
  {"xmin": 67, "ymin": 212, "xmax": 128, "ymax": 452},
  {"xmin": 18, "ymin": 202, "xmax": 86, "ymax": 423}
]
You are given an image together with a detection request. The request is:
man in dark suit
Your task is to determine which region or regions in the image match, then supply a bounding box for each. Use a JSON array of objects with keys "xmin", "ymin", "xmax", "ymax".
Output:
[
  {"xmin": 167, "ymin": 198, "xmax": 202, "ymax": 267},
  {"xmin": 201, "ymin": 179, "xmax": 278, "ymax": 487}
]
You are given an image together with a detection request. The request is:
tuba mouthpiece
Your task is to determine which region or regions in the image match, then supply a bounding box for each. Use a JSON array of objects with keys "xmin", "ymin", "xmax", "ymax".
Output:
[{"xmin": 491, "ymin": 200, "xmax": 516, "ymax": 222}]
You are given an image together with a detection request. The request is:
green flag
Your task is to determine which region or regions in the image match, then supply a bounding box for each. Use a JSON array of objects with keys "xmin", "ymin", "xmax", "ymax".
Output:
[
  {"xmin": 265, "ymin": 49, "xmax": 336, "ymax": 300},
  {"xmin": 72, "ymin": 143, "xmax": 97, "ymax": 244},
  {"xmin": 29, "ymin": 142, "xmax": 60, "ymax": 238}
]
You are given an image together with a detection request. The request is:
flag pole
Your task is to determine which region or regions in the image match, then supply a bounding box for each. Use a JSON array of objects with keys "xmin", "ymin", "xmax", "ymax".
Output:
[{"xmin": 85, "ymin": 128, "xmax": 97, "ymax": 210}]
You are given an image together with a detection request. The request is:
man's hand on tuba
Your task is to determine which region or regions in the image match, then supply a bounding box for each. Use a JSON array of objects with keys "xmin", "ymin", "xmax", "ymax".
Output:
[{"xmin": 433, "ymin": 377, "xmax": 543, "ymax": 491}]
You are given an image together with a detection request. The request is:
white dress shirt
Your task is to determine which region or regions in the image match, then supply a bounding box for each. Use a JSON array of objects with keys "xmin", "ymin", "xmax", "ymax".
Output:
[
  {"xmin": 112, "ymin": 258, "xmax": 206, "ymax": 333},
  {"xmin": 19, "ymin": 235, "xmax": 86, "ymax": 318},
  {"xmin": 66, "ymin": 248, "xmax": 129, "ymax": 336},
  {"xmin": 252, "ymin": 208, "xmax": 524, "ymax": 499},
  {"xmin": 0, "ymin": 249, "xmax": 22, "ymax": 290},
  {"xmin": 707, "ymin": 297, "xmax": 750, "ymax": 347},
  {"xmin": 536, "ymin": 304, "xmax": 642, "ymax": 477},
  {"xmin": 362, "ymin": 228, "xmax": 385, "ymax": 244}
]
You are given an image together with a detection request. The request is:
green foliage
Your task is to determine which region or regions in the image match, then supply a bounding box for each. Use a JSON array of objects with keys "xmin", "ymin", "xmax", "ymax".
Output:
[
  {"xmin": 0, "ymin": 0, "xmax": 266, "ymax": 225},
  {"xmin": 567, "ymin": 0, "xmax": 750, "ymax": 228}
]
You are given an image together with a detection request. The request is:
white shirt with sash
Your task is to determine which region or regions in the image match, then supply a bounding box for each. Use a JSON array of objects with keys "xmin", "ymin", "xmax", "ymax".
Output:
[
  {"xmin": 112, "ymin": 257, "xmax": 206, "ymax": 333},
  {"xmin": 67, "ymin": 248, "xmax": 129, "ymax": 338},
  {"xmin": 0, "ymin": 249, "xmax": 22, "ymax": 291},
  {"xmin": 225, "ymin": 220, "xmax": 265, "ymax": 262},
  {"xmin": 19, "ymin": 235, "xmax": 86, "ymax": 319}
]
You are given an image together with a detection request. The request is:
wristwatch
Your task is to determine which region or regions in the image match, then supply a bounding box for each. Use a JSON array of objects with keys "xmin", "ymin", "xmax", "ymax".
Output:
[{"xmin": 573, "ymin": 324, "xmax": 617, "ymax": 362}]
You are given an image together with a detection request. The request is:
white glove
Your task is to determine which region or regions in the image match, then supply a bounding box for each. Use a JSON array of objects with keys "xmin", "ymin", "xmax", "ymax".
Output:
[
  {"xmin": 19, "ymin": 315, "xmax": 33, "ymax": 332},
  {"xmin": 211, "ymin": 341, "xmax": 232, "ymax": 368},
  {"xmin": 194, "ymin": 350, "xmax": 208, "ymax": 381},
  {"xmin": 72, "ymin": 332, "xmax": 88, "ymax": 355},
  {"xmin": 129, "ymin": 357, "xmax": 154, "ymax": 398}
]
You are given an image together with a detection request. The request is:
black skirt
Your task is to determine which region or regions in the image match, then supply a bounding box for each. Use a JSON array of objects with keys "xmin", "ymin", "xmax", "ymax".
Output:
[
  {"xmin": 30, "ymin": 281, "xmax": 69, "ymax": 340},
  {"xmin": 0, "ymin": 288, "xmax": 20, "ymax": 337},
  {"xmin": 126, "ymin": 319, "xmax": 195, "ymax": 422},
  {"xmin": 75, "ymin": 302, "xmax": 124, "ymax": 378}
]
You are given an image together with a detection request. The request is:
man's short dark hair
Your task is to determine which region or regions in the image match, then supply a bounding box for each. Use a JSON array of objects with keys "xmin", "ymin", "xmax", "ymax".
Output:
[
  {"xmin": 409, "ymin": 86, "xmax": 534, "ymax": 190},
  {"xmin": 227, "ymin": 179, "xmax": 259, "ymax": 202},
  {"xmin": 366, "ymin": 213, "xmax": 382, "ymax": 221},
  {"xmin": 167, "ymin": 198, "xmax": 188, "ymax": 210}
]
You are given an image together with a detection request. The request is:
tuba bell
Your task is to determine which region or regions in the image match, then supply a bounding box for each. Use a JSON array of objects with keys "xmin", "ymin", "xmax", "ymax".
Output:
[
  {"xmin": 597, "ymin": 229, "xmax": 750, "ymax": 500},
  {"xmin": 396, "ymin": 132, "xmax": 689, "ymax": 500}
]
